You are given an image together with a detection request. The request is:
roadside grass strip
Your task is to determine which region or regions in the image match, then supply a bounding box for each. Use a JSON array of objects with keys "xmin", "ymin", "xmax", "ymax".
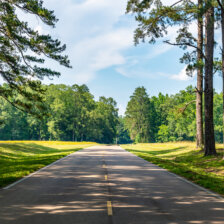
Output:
[
  {"xmin": 122, "ymin": 142, "xmax": 224, "ymax": 196},
  {"xmin": 0, "ymin": 141, "xmax": 97, "ymax": 188}
]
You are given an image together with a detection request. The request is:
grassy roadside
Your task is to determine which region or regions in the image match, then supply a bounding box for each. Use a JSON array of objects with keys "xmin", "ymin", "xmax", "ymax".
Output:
[
  {"xmin": 0, "ymin": 141, "xmax": 97, "ymax": 188},
  {"xmin": 122, "ymin": 142, "xmax": 224, "ymax": 196}
]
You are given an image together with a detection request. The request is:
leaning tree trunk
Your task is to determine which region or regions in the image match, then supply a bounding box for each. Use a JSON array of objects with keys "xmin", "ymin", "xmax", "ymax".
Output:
[
  {"xmin": 196, "ymin": 0, "xmax": 204, "ymax": 149},
  {"xmin": 204, "ymin": 4, "xmax": 216, "ymax": 156}
]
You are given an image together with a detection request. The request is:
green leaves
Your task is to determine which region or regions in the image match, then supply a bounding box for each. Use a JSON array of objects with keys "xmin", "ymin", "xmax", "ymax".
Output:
[
  {"xmin": 0, "ymin": 0, "xmax": 71, "ymax": 115},
  {"xmin": 125, "ymin": 87, "xmax": 152, "ymax": 143},
  {"xmin": 0, "ymin": 84, "xmax": 119, "ymax": 143}
]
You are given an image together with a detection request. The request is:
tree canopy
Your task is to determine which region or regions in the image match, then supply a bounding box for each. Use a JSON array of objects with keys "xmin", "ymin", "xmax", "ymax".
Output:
[{"xmin": 0, "ymin": 0, "xmax": 70, "ymax": 116}]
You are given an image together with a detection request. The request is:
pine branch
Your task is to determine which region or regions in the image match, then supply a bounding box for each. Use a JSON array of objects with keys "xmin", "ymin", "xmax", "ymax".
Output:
[
  {"xmin": 164, "ymin": 40, "xmax": 206, "ymax": 59},
  {"xmin": 178, "ymin": 100, "xmax": 196, "ymax": 113}
]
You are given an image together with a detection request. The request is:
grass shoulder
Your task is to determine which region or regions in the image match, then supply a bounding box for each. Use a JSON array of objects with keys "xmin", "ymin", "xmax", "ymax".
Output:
[
  {"xmin": 121, "ymin": 142, "xmax": 224, "ymax": 196},
  {"xmin": 0, "ymin": 141, "xmax": 97, "ymax": 188}
]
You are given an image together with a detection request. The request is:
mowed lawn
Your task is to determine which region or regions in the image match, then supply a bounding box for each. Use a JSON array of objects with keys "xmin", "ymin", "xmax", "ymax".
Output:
[
  {"xmin": 0, "ymin": 141, "xmax": 97, "ymax": 188},
  {"xmin": 122, "ymin": 142, "xmax": 224, "ymax": 196}
]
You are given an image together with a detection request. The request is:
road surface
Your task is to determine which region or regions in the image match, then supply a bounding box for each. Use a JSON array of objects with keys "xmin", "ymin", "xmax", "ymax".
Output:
[{"xmin": 0, "ymin": 145, "xmax": 224, "ymax": 224}]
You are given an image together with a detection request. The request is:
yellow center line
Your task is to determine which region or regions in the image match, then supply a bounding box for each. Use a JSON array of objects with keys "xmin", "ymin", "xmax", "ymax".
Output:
[
  {"xmin": 105, "ymin": 175, "xmax": 108, "ymax": 181},
  {"xmin": 107, "ymin": 201, "xmax": 113, "ymax": 216}
]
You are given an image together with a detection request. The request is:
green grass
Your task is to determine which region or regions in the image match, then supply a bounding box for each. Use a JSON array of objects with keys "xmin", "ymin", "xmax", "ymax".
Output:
[
  {"xmin": 122, "ymin": 142, "xmax": 224, "ymax": 196},
  {"xmin": 0, "ymin": 141, "xmax": 97, "ymax": 188}
]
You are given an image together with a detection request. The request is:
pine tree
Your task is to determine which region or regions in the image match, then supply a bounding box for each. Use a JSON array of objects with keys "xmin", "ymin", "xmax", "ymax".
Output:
[
  {"xmin": 126, "ymin": 0, "xmax": 216, "ymax": 154},
  {"xmin": 204, "ymin": 0, "xmax": 216, "ymax": 155},
  {"xmin": 125, "ymin": 87, "xmax": 151, "ymax": 143},
  {"xmin": 0, "ymin": 0, "xmax": 71, "ymax": 116}
]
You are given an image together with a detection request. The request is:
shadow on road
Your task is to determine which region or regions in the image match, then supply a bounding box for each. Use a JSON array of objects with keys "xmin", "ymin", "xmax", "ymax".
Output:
[{"xmin": 0, "ymin": 146, "xmax": 224, "ymax": 224}]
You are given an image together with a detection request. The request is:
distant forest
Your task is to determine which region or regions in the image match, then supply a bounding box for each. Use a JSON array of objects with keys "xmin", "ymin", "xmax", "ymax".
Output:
[
  {"xmin": 0, "ymin": 84, "xmax": 223, "ymax": 144},
  {"xmin": 125, "ymin": 86, "xmax": 223, "ymax": 144},
  {"xmin": 0, "ymin": 84, "xmax": 119, "ymax": 144}
]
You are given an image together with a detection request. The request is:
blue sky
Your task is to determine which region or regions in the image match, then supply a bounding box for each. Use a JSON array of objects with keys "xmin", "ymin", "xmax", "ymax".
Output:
[{"xmin": 21, "ymin": 0, "xmax": 223, "ymax": 114}]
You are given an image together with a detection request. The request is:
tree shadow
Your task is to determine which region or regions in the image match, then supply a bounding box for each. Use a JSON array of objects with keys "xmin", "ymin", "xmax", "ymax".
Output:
[
  {"xmin": 0, "ymin": 142, "xmax": 83, "ymax": 188},
  {"xmin": 125, "ymin": 146, "xmax": 187, "ymax": 157},
  {"xmin": 0, "ymin": 146, "xmax": 224, "ymax": 224}
]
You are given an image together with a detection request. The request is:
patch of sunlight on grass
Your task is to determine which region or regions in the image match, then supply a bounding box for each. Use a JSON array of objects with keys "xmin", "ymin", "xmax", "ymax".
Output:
[
  {"xmin": 0, "ymin": 141, "xmax": 97, "ymax": 188},
  {"xmin": 122, "ymin": 142, "xmax": 224, "ymax": 196}
]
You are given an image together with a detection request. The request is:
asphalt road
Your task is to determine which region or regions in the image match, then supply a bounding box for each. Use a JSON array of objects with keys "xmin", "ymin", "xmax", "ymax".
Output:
[{"xmin": 0, "ymin": 145, "xmax": 224, "ymax": 224}]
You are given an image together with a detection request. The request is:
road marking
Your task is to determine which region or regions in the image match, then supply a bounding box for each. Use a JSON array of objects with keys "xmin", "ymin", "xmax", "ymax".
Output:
[
  {"xmin": 102, "ymin": 164, "xmax": 106, "ymax": 169},
  {"xmin": 105, "ymin": 175, "xmax": 108, "ymax": 181},
  {"xmin": 107, "ymin": 201, "xmax": 113, "ymax": 216}
]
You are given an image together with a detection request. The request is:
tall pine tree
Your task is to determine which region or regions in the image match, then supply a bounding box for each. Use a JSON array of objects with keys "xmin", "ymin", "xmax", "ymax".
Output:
[
  {"xmin": 125, "ymin": 87, "xmax": 151, "ymax": 143},
  {"xmin": 0, "ymin": 0, "xmax": 70, "ymax": 116}
]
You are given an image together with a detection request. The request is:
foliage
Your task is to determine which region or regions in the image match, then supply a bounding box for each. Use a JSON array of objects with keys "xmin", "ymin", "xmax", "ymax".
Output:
[
  {"xmin": 0, "ymin": 84, "xmax": 119, "ymax": 143},
  {"xmin": 124, "ymin": 85, "xmax": 223, "ymax": 143},
  {"xmin": 0, "ymin": 0, "xmax": 70, "ymax": 116},
  {"xmin": 0, "ymin": 83, "xmax": 223, "ymax": 144},
  {"xmin": 90, "ymin": 96, "xmax": 119, "ymax": 143},
  {"xmin": 125, "ymin": 87, "xmax": 152, "ymax": 143},
  {"xmin": 117, "ymin": 116, "xmax": 132, "ymax": 144},
  {"xmin": 214, "ymin": 92, "xmax": 223, "ymax": 142}
]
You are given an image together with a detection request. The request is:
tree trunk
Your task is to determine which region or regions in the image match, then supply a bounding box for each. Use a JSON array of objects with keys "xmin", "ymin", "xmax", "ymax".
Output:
[
  {"xmin": 204, "ymin": 5, "xmax": 216, "ymax": 156},
  {"xmin": 221, "ymin": 9, "xmax": 224, "ymax": 151},
  {"xmin": 72, "ymin": 129, "xmax": 75, "ymax": 142},
  {"xmin": 196, "ymin": 0, "xmax": 204, "ymax": 149}
]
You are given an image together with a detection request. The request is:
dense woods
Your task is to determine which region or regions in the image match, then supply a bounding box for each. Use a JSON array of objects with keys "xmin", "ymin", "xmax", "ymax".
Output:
[
  {"xmin": 0, "ymin": 84, "xmax": 119, "ymax": 144},
  {"xmin": 0, "ymin": 83, "xmax": 223, "ymax": 145},
  {"xmin": 124, "ymin": 86, "xmax": 224, "ymax": 144}
]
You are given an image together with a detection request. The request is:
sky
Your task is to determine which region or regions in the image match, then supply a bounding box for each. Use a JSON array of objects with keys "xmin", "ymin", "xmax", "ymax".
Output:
[{"xmin": 20, "ymin": 0, "xmax": 223, "ymax": 115}]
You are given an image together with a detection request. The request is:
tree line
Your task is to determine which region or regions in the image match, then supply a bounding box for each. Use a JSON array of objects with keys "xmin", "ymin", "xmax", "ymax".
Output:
[
  {"xmin": 1, "ymin": 83, "xmax": 223, "ymax": 145},
  {"xmin": 124, "ymin": 86, "xmax": 223, "ymax": 144},
  {"xmin": 0, "ymin": 84, "xmax": 119, "ymax": 144}
]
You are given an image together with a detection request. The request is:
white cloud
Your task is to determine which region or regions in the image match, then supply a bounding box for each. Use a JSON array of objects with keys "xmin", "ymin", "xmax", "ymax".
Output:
[
  {"xmin": 15, "ymin": 0, "xmax": 200, "ymax": 85},
  {"xmin": 70, "ymin": 28, "xmax": 134, "ymax": 83},
  {"xmin": 116, "ymin": 66, "xmax": 170, "ymax": 80},
  {"xmin": 170, "ymin": 66, "xmax": 194, "ymax": 81},
  {"xmin": 35, "ymin": 0, "xmax": 135, "ymax": 84},
  {"xmin": 147, "ymin": 43, "xmax": 173, "ymax": 59}
]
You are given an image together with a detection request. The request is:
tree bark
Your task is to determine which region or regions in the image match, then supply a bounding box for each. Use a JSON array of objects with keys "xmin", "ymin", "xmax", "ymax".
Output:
[
  {"xmin": 72, "ymin": 128, "xmax": 75, "ymax": 142},
  {"xmin": 204, "ymin": 5, "xmax": 216, "ymax": 156},
  {"xmin": 196, "ymin": 0, "xmax": 204, "ymax": 149},
  {"xmin": 221, "ymin": 8, "xmax": 224, "ymax": 151}
]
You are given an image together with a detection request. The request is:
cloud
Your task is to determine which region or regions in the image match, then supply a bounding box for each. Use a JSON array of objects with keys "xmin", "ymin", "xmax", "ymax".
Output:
[
  {"xmin": 147, "ymin": 43, "xmax": 173, "ymax": 59},
  {"xmin": 15, "ymin": 0, "xmax": 199, "ymax": 86},
  {"xmin": 170, "ymin": 66, "xmax": 194, "ymax": 81},
  {"xmin": 70, "ymin": 28, "xmax": 134, "ymax": 83},
  {"xmin": 116, "ymin": 65, "xmax": 170, "ymax": 80},
  {"xmin": 33, "ymin": 0, "xmax": 135, "ymax": 84}
]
